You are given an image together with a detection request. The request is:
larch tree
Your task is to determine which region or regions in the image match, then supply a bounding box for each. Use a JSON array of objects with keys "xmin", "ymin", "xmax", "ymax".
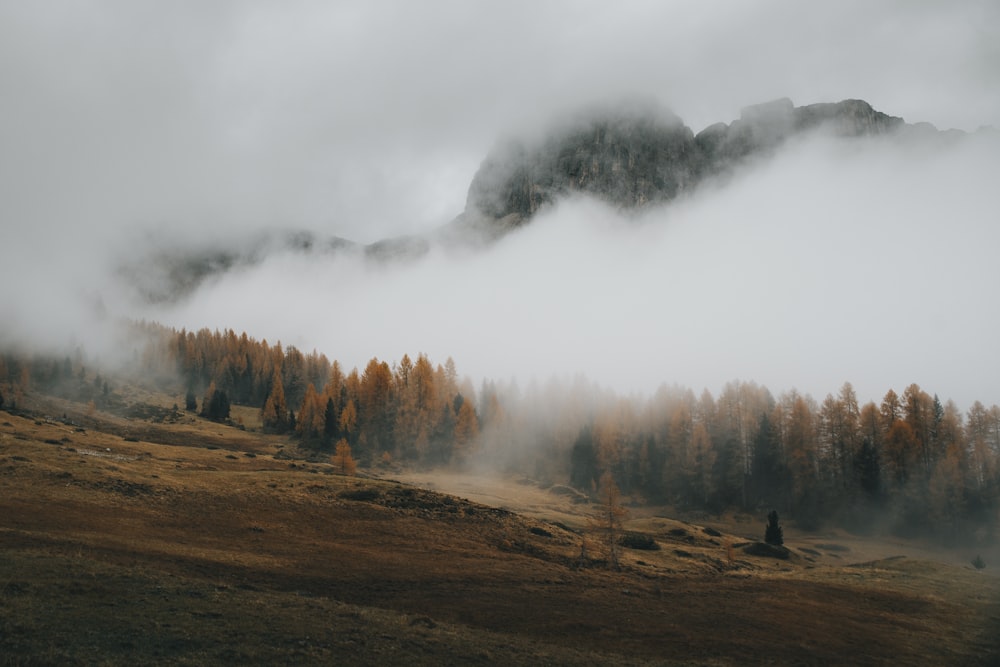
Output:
[
  {"xmin": 339, "ymin": 399, "xmax": 358, "ymax": 444},
  {"xmin": 928, "ymin": 442, "xmax": 966, "ymax": 541},
  {"xmin": 884, "ymin": 420, "xmax": 919, "ymax": 487},
  {"xmin": 359, "ymin": 358, "xmax": 395, "ymax": 457},
  {"xmin": 665, "ymin": 401, "xmax": 693, "ymax": 503},
  {"xmin": 261, "ymin": 370, "xmax": 289, "ymax": 433},
  {"xmin": 752, "ymin": 411, "xmax": 785, "ymax": 511},
  {"xmin": 281, "ymin": 346, "xmax": 306, "ymax": 410},
  {"xmin": 686, "ymin": 422, "xmax": 716, "ymax": 507},
  {"xmin": 784, "ymin": 394, "xmax": 819, "ymax": 523},
  {"xmin": 452, "ymin": 398, "xmax": 480, "ymax": 460},
  {"xmin": 295, "ymin": 382, "xmax": 324, "ymax": 443},
  {"xmin": 333, "ymin": 439, "xmax": 357, "ymax": 476},
  {"xmin": 902, "ymin": 383, "xmax": 934, "ymax": 475},
  {"xmin": 591, "ymin": 471, "xmax": 629, "ymax": 570},
  {"xmin": 880, "ymin": 389, "xmax": 902, "ymax": 426},
  {"xmin": 201, "ymin": 381, "xmax": 217, "ymax": 418},
  {"xmin": 967, "ymin": 402, "xmax": 995, "ymax": 491}
]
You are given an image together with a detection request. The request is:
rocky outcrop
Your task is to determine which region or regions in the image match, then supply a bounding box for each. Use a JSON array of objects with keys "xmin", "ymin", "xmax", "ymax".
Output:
[
  {"xmin": 460, "ymin": 98, "xmax": 905, "ymax": 229},
  {"xmin": 464, "ymin": 101, "xmax": 705, "ymax": 225}
]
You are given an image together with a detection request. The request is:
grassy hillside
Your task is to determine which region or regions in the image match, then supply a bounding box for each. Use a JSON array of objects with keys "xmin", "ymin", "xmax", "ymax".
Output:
[{"xmin": 1, "ymin": 389, "xmax": 998, "ymax": 665}]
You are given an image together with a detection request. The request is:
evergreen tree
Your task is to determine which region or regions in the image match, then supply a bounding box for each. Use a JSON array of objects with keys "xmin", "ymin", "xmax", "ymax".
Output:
[
  {"xmin": 855, "ymin": 437, "xmax": 882, "ymax": 501},
  {"xmin": 185, "ymin": 387, "xmax": 197, "ymax": 411},
  {"xmin": 207, "ymin": 389, "xmax": 231, "ymax": 421},
  {"xmin": 323, "ymin": 397, "xmax": 338, "ymax": 443},
  {"xmin": 570, "ymin": 427, "xmax": 597, "ymax": 490},
  {"xmin": 752, "ymin": 413, "xmax": 786, "ymax": 510},
  {"xmin": 765, "ymin": 510, "xmax": 784, "ymax": 545}
]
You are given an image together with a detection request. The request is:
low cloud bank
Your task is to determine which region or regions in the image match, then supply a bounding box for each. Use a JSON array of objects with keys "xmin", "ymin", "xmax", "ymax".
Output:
[{"xmin": 151, "ymin": 131, "xmax": 1000, "ymax": 409}]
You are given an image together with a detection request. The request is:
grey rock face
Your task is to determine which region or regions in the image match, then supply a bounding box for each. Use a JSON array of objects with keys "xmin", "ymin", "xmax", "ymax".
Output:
[{"xmin": 464, "ymin": 98, "xmax": 906, "ymax": 228}]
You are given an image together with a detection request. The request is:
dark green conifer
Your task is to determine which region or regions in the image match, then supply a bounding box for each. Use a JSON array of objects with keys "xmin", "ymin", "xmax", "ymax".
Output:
[{"xmin": 765, "ymin": 510, "xmax": 784, "ymax": 546}]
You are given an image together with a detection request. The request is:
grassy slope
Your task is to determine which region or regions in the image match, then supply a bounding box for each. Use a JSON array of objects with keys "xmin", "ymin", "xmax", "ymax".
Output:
[{"xmin": 1, "ymin": 391, "xmax": 998, "ymax": 666}]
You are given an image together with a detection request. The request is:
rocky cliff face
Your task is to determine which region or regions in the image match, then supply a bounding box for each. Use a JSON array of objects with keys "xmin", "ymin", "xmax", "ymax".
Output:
[
  {"xmin": 461, "ymin": 98, "xmax": 905, "ymax": 228},
  {"xmin": 465, "ymin": 102, "xmax": 705, "ymax": 223}
]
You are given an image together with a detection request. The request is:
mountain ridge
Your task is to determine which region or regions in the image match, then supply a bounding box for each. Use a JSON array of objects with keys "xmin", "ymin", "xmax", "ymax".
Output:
[{"xmin": 124, "ymin": 97, "xmax": 981, "ymax": 303}]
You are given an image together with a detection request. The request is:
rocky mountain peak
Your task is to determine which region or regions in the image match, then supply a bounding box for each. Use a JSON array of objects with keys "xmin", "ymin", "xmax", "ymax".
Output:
[{"xmin": 461, "ymin": 97, "xmax": 906, "ymax": 229}]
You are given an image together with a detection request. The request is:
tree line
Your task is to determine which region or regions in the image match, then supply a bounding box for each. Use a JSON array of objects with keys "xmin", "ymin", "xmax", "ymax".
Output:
[
  {"xmin": 168, "ymin": 327, "xmax": 480, "ymax": 465},
  {"xmin": 2, "ymin": 322, "xmax": 998, "ymax": 544}
]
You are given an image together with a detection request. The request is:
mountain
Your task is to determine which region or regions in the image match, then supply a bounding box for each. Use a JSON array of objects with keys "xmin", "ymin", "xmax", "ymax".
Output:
[
  {"xmin": 450, "ymin": 97, "xmax": 904, "ymax": 234},
  {"xmin": 127, "ymin": 98, "xmax": 967, "ymax": 303}
]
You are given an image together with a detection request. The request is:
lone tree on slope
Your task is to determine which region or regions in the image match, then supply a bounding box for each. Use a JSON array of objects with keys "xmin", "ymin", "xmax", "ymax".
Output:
[{"xmin": 765, "ymin": 510, "xmax": 784, "ymax": 546}]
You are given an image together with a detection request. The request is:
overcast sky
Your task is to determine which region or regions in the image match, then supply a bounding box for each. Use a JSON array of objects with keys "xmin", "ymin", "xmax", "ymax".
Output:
[{"xmin": 2, "ymin": 1, "xmax": 999, "ymax": 409}]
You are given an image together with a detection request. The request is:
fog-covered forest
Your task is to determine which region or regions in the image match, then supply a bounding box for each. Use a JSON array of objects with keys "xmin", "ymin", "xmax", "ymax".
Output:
[{"xmin": 4, "ymin": 323, "xmax": 996, "ymax": 546}]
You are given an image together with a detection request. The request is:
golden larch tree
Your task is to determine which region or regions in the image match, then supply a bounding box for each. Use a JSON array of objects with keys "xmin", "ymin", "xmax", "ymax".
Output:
[
  {"xmin": 333, "ymin": 439, "xmax": 356, "ymax": 476},
  {"xmin": 261, "ymin": 370, "xmax": 289, "ymax": 433},
  {"xmin": 453, "ymin": 399, "xmax": 480, "ymax": 459}
]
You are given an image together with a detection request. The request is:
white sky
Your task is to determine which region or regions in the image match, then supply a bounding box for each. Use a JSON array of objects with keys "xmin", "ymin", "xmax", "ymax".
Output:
[{"xmin": 2, "ymin": 1, "xmax": 999, "ymax": 409}]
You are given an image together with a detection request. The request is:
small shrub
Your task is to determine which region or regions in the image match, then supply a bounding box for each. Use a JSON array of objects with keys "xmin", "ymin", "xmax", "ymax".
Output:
[
  {"xmin": 743, "ymin": 541, "xmax": 790, "ymax": 559},
  {"xmin": 339, "ymin": 488, "xmax": 381, "ymax": 502},
  {"xmin": 619, "ymin": 532, "xmax": 660, "ymax": 551},
  {"xmin": 972, "ymin": 555, "xmax": 986, "ymax": 570}
]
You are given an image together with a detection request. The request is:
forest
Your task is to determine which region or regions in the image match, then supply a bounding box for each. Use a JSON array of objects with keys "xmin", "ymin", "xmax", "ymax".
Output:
[{"xmin": 2, "ymin": 322, "xmax": 998, "ymax": 545}]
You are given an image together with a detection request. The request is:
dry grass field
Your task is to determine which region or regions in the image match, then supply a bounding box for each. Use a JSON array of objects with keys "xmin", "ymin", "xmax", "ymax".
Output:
[{"xmin": 1, "ymin": 390, "xmax": 998, "ymax": 665}]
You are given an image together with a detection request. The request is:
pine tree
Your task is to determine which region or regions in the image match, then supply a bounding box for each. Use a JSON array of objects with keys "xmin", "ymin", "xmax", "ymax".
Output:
[
  {"xmin": 323, "ymin": 397, "xmax": 338, "ymax": 443},
  {"xmin": 765, "ymin": 510, "xmax": 784, "ymax": 545},
  {"xmin": 200, "ymin": 381, "xmax": 217, "ymax": 419}
]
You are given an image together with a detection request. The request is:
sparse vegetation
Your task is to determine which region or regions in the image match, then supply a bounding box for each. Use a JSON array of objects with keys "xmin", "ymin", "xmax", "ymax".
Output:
[
  {"xmin": 618, "ymin": 532, "xmax": 659, "ymax": 551},
  {"xmin": 0, "ymin": 393, "xmax": 999, "ymax": 665},
  {"xmin": 2, "ymin": 328, "xmax": 1000, "ymax": 663}
]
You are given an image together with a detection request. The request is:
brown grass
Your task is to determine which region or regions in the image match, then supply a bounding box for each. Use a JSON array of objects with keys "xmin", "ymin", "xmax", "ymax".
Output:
[{"xmin": 1, "ymin": 393, "xmax": 999, "ymax": 665}]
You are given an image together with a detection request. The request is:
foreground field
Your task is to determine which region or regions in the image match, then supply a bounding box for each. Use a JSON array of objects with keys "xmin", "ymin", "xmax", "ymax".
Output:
[{"xmin": 1, "ymin": 394, "xmax": 998, "ymax": 665}]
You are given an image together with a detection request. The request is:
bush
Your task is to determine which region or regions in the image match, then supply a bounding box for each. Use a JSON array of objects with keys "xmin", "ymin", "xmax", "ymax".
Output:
[
  {"xmin": 743, "ymin": 541, "xmax": 790, "ymax": 559},
  {"xmin": 339, "ymin": 488, "xmax": 381, "ymax": 502},
  {"xmin": 619, "ymin": 532, "xmax": 660, "ymax": 551},
  {"xmin": 972, "ymin": 555, "xmax": 986, "ymax": 570}
]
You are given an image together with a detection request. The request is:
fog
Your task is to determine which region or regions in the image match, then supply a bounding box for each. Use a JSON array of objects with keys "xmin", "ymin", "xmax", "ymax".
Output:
[
  {"xmin": 2, "ymin": 1, "xmax": 999, "ymax": 409},
  {"xmin": 157, "ymin": 131, "xmax": 1000, "ymax": 409}
]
